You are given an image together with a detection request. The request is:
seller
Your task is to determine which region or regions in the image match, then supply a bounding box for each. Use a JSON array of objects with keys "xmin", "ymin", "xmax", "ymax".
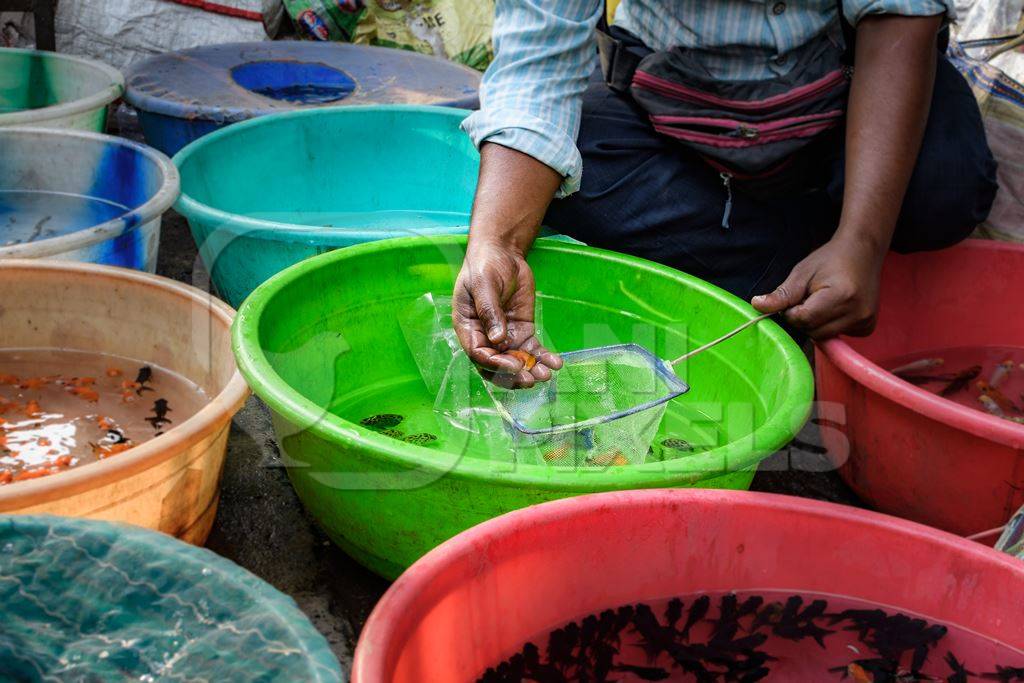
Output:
[{"xmin": 452, "ymin": 0, "xmax": 997, "ymax": 386}]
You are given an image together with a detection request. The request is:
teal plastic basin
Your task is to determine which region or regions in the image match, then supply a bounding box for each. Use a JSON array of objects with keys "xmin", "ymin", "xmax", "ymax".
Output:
[
  {"xmin": 232, "ymin": 236, "xmax": 814, "ymax": 578},
  {"xmin": 0, "ymin": 515, "xmax": 341, "ymax": 681},
  {"xmin": 173, "ymin": 105, "xmax": 479, "ymax": 308}
]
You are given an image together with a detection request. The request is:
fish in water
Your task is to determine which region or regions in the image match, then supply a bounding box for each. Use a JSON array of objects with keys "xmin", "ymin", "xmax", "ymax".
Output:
[
  {"xmin": 990, "ymin": 359, "xmax": 1015, "ymax": 389},
  {"xmin": 890, "ymin": 358, "xmax": 944, "ymax": 376},
  {"xmin": 404, "ymin": 433, "xmax": 438, "ymax": 446},
  {"xmin": 134, "ymin": 366, "xmax": 154, "ymax": 394},
  {"xmin": 940, "ymin": 365, "xmax": 982, "ymax": 397},
  {"xmin": 661, "ymin": 437, "xmax": 693, "ymax": 451},
  {"xmin": 976, "ymin": 380, "xmax": 1019, "ymax": 414},
  {"xmin": 360, "ymin": 413, "xmax": 404, "ymax": 429},
  {"xmin": 145, "ymin": 398, "xmax": 172, "ymax": 432},
  {"xmin": 979, "ymin": 394, "xmax": 1006, "ymax": 418},
  {"xmin": 982, "ymin": 665, "xmax": 1024, "ymax": 681},
  {"xmin": 379, "ymin": 428, "xmax": 404, "ymax": 440}
]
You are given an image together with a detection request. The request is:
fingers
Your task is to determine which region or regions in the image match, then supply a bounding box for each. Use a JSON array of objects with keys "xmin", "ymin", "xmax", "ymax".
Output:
[
  {"xmin": 469, "ymin": 271, "xmax": 508, "ymax": 345},
  {"xmin": 785, "ymin": 287, "xmax": 877, "ymax": 340},
  {"xmin": 751, "ymin": 266, "xmax": 811, "ymax": 314}
]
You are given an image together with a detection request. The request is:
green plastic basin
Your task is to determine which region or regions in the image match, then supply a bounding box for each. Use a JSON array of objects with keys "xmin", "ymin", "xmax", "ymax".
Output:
[{"xmin": 232, "ymin": 236, "xmax": 813, "ymax": 579}]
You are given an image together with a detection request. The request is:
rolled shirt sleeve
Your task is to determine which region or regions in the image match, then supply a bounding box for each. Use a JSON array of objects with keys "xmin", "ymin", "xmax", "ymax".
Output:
[
  {"xmin": 843, "ymin": 0, "xmax": 954, "ymax": 26},
  {"xmin": 461, "ymin": 0, "xmax": 603, "ymax": 197}
]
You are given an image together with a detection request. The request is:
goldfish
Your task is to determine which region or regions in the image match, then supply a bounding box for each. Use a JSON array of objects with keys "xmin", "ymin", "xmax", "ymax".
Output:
[
  {"xmin": 506, "ymin": 349, "xmax": 537, "ymax": 371},
  {"xmin": 979, "ymin": 394, "xmax": 1005, "ymax": 418},
  {"xmin": 18, "ymin": 377, "xmax": 49, "ymax": 390},
  {"xmin": 0, "ymin": 471, "xmax": 11, "ymax": 484},
  {"xmin": 52, "ymin": 455, "xmax": 72, "ymax": 468},
  {"xmin": 990, "ymin": 359, "xmax": 1015, "ymax": 388},
  {"xmin": 13, "ymin": 467, "xmax": 53, "ymax": 482},
  {"xmin": 96, "ymin": 416, "xmax": 114, "ymax": 431},
  {"xmin": 976, "ymin": 381, "xmax": 1018, "ymax": 415},
  {"xmin": 588, "ymin": 450, "xmax": 626, "ymax": 466},
  {"xmin": 92, "ymin": 442, "xmax": 133, "ymax": 459},
  {"xmin": 890, "ymin": 358, "xmax": 943, "ymax": 376},
  {"xmin": 24, "ymin": 400, "xmax": 41, "ymax": 417},
  {"xmin": 68, "ymin": 386, "xmax": 100, "ymax": 403},
  {"xmin": 847, "ymin": 663, "xmax": 874, "ymax": 683},
  {"xmin": 37, "ymin": 437, "xmax": 50, "ymax": 447},
  {"xmin": 543, "ymin": 443, "xmax": 572, "ymax": 462},
  {"xmin": 106, "ymin": 367, "xmax": 123, "ymax": 377},
  {"xmin": 0, "ymin": 374, "xmax": 18, "ymax": 385}
]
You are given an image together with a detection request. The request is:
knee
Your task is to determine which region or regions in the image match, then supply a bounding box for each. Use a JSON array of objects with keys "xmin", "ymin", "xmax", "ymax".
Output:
[{"xmin": 891, "ymin": 142, "xmax": 998, "ymax": 254}]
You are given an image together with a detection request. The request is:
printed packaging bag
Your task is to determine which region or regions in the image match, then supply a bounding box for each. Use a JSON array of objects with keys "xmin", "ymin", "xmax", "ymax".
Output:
[{"xmin": 282, "ymin": 0, "xmax": 494, "ymax": 70}]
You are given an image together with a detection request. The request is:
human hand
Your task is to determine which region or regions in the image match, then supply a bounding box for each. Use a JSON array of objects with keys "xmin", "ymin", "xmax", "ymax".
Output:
[
  {"xmin": 452, "ymin": 239, "xmax": 562, "ymax": 387},
  {"xmin": 751, "ymin": 234, "xmax": 887, "ymax": 339}
]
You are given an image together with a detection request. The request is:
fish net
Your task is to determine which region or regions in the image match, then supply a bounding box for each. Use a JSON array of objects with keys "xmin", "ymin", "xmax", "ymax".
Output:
[
  {"xmin": 485, "ymin": 344, "xmax": 688, "ymax": 463},
  {"xmin": 398, "ymin": 294, "xmax": 705, "ymax": 465}
]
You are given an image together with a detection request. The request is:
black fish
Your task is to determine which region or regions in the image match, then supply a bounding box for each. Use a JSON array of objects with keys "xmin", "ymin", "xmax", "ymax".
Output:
[
  {"xmin": 681, "ymin": 595, "xmax": 710, "ymax": 641},
  {"xmin": 940, "ymin": 365, "xmax": 982, "ymax": 397},
  {"xmin": 106, "ymin": 428, "xmax": 128, "ymax": 444},
  {"xmin": 135, "ymin": 366, "xmax": 154, "ymax": 394},
  {"xmin": 661, "ymin": 437, "xmax": 693, "ymax": 451},
  {"xmin": 945, "ymin": 651, "xmax": 973, "ymax": 682},
  {"xmin": 982, "ymin": 665, "xmax": 1024, "ymax": 681},
  {"xmin": 145, "ymin": 398, "xmax": 172, "ymax": 431},
  {"xmin": 664, "ymin": 598, "xmax": 684, "ymax": 630},
  {"xmin": 359, "ymin": 414, "xmax": 403, "ymax": 428},
  {"xmin": 404, "ymin": 433, "xmax": 438, "ymax": 446}
]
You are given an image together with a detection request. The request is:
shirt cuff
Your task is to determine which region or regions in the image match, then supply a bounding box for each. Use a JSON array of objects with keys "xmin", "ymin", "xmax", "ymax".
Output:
[
  {"xmin": 844, "ymin": 0, "xmax": 954, "ymax": 26},
  {"xmin": 461, "ymin": 108, "xmax": 583, "ymax": 198}
]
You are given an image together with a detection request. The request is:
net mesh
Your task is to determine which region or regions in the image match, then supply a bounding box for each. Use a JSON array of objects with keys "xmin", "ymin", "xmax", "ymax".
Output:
[
  {"xmin": 398, "ymin": 294, "xmax": 689, "ymax": 466},
  {"xmin": 486, "ymin": 344, "xmax": 688, "ymax": 464}
]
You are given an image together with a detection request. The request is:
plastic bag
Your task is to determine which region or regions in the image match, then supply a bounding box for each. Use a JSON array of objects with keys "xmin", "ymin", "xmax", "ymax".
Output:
[
  {"xmin": 949, "ymin": 37, "xmax": 1024, "ymax": 243},
  {"xmin": 282, "ymin": 0, "xmax": 494, "ymax": 70}
]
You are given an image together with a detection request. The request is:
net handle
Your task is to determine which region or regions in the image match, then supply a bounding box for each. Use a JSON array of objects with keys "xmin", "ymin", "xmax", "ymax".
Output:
[{"xmin": 669, "ymin": 313, "xmax": 774, "ymax": 366}]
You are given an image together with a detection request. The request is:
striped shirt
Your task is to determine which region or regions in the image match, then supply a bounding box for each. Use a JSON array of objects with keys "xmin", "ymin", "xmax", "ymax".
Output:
[{"xmin": 462, "ymin": 0, "xmax": 952, "ymax": 196}]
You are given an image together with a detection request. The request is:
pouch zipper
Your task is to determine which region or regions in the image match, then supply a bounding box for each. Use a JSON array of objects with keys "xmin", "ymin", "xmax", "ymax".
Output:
[
  {"xmin": 633, "ymin": 68, "xmax": 848, "ymax": 113},
  {"xmin": 720, "ymin": 172, "xmax": 733, "ymax": 229},
  {"xmin": 651, "ymin": 115, "xmax": 841, "ymax": 148}
]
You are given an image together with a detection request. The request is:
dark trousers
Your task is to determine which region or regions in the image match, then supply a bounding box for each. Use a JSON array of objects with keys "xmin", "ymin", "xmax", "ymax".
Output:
[{"xmin": 544, "ymin": 62, "xmax": 999, "ymax": 301}]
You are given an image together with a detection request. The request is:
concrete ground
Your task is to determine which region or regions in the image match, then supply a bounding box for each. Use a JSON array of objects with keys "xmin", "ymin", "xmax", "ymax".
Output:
[{"xmin": 156, "ymin": 209, "xmax": 862, "ymax": 676}]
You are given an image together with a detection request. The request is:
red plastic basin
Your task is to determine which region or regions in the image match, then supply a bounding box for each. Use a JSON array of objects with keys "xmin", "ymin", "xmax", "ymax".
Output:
[
  {"xmin": 816, "ymin": 239, "xmax": 1024, "ymax": 537},
  {"xmin": 352, "ymin": 489, "xmax": 1024, "ymax": 682}
]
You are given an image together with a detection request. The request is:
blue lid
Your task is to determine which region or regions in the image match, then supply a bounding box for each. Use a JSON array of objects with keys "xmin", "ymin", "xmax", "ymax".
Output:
[{"xmin": 125, "ymin": 41, "xmax": 480, "ymax": 124}]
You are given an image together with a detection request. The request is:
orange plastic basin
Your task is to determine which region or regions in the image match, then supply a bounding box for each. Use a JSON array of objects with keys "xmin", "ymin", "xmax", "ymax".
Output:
[
  {"xmin": 816, "ymin": 239, "xmax": 1024, "ymax": 537},
  {"xmin": 0, "ymin": 260, "xmax": 248, "ymax": 543}
]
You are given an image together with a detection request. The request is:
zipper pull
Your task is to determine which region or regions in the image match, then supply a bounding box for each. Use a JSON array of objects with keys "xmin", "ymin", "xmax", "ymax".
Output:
[{"xmin": 720, "ymin": 172, "xmax": 733, "ymax": 229}]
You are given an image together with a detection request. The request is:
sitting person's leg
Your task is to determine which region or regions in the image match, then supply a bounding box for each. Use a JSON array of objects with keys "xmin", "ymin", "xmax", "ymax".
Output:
[{"xmin": 544, "ymin": 71, "xmax": 837, "ymax": 302}]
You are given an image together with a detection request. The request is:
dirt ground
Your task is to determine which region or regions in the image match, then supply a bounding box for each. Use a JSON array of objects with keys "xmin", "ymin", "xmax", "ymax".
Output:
[{"xmin": 156, "ymin": 209, "xmax": 862, "ymax": 674}]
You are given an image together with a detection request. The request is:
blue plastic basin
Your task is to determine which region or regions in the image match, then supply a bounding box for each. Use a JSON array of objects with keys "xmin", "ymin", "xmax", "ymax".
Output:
[
  {"xmin": 0, "ymin": 127, "xmax": 179, "ymax": 271},
  {"xmin": 126, "ymin": 41, "xmax": 481, "ymax": 156}
]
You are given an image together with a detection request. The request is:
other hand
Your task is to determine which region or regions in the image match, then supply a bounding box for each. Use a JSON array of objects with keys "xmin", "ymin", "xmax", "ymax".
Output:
[{"xmin": 751, "ymin": 234, "xmax": 887, "ymax": 339}]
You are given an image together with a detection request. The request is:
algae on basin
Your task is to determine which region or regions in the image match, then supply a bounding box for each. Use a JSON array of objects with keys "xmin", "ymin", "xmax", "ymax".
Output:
[
  {"xmin": 233, "ymin": 236, "xmax": 813, "ymax": 579},
  {"xmin": 0, "ymin": 48, "xmax": 123, "ymax": 131}
]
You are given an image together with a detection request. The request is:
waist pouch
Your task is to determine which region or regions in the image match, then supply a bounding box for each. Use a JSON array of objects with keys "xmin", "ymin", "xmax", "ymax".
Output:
[{"xmin": 597, "ymin": 26, "xmax": 851, "ymax": 220}]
